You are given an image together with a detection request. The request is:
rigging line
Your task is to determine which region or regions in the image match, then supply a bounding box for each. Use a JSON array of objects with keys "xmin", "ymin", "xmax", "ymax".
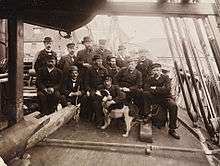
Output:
[
  {"xmin": 175, "ymin": 17, "xmax": 216, "ymax": 138},
  {"xmin": 168, "ymin": 17, "xmax": 200, "ymax": 118},
  {"xmin": 182, "ymin": 18, "xmax": 217, "ymax": 119},
  {"xmin": 163, "ymin": 17, "xmax": 198, "ymax": 124}
]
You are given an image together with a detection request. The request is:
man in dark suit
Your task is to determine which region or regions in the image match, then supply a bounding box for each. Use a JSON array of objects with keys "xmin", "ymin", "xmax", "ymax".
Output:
[
  {"xmin": 60, "ymin": 65, "xmax": 84, "ymax": 107},
  {"xmin": 101, "ymin": 75, "xmax": 126, "ymax": 112},
  {"xmin": 95, "ymin": 39, "xmax": 112, "ymax": 67},
  {"xmin": 76, "ymin": 36, "xmax": 95, "ymax": 87},
  {"xmin": 34, "ymin": 37, "xmax": 57, "ymax": 73},
  {"xmin": 36, "ymin": 55, "xmax": 63, "ymax": 115},
  {"xmin": 114, "ymin": 57, "xmax": 143, "ymax": 116},
  {"xmin": 57, "ymin": 43, "xmax": 77, "ymax": 78},
  {"xmin": 81, "ymin": 54, "xmax": 108, "ymax": 127},
  {"xmin": 116, "ymin": 45, "xmax": 129, "ymax": 68},
  {"xmin": 143, "ymin": 63, "xmax": 180, "ymax": 139},
  {"xmin": 136, "ymin": 51, "xmax": 153, "ymax": 80},
  {"xmin": 105, "ymin": 56, "xmax": 120, "ymax": 83}
]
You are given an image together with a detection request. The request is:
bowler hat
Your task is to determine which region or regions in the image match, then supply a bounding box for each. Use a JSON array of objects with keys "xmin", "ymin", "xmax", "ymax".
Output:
[
  {"xmin": 43, "ymin": 37, "xmax": 52, "ymax": 43},
  {"xmin": 151, "ymin": 63, "xmax": 162, "ymax": 69},
  {"xmin": 92, "ymin": 54, "xmax": 102, "ymax": 61},
  {"xmin": 66, "ymin": 42, "xmax": 75, "ymax": 48},
  {"xmin": 118, "ymin": 45, "xmax": 126, "ymax": 51},
  {"xmin": 82, "ymin": 36, "xmax": 92, "ymax": 44},
  {"xmin": 68, "ymin": 65, "xmax": 78, "ymax": 71}
]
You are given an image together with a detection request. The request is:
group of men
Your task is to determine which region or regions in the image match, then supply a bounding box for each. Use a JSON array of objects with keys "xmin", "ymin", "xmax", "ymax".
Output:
[{"xmin": 33, "ymin": 36, "xmax": 180, "ymax": 140}]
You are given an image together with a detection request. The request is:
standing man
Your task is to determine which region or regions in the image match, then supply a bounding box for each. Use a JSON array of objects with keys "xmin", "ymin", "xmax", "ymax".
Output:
[
  {"xmin": 143, "ymin": 63, "xmax": 180, "ymax": 139},
  {"xmin": 34, "ymin": 37, "xmax": 57, "ymax": 73},
  {"xmin": 95, "ymin": 39, "xmax": 112, "ymax": 67},
  {"xmin": 36, "ymin": 55, "xmax": 63, "ymax": 115},
  {"xmin": 76, "ymin": 36, "xmax": 94, "ymax": 85},
  {"xmin": 116, "ymin": 45, "xmax": 129, "ymax": 68},
  {"xmin": 136, "ymin": 49, "xmax": 153, "ymax": 80},
  {"xmin": 114, "ymin": 57, "xmax": 143, "ymax": 115},
  {"xmin": 57, "ymin": 42, "xmax": 77, "ymax": 78}
]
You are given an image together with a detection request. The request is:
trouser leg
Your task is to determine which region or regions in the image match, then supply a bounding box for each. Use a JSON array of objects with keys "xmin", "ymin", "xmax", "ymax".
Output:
[
  {"xmin": 37, "ymin": 91, "xmax": 48, "ymax": 115},
  {"xmin": 163, "ymin": 99, "xmax": 178, "ymax": 129}
]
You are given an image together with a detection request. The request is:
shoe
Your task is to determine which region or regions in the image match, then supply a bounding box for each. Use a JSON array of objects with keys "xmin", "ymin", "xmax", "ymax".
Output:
[{"xmin": 168, "ymin": 129, "xmax": 180, "ymax": 139}]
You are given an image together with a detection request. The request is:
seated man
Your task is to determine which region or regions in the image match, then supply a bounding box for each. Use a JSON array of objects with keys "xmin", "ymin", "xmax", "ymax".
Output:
[
  {"xmin": 36, "ymin": 54, "xmax": 63, "ymax": 115},
  {"xmin": 114, "ymin": 57, "xmax": 143, "ymax": 116},
  {"xmin": 143, "ymin": 63, "xmax": 180, "ymax": 139},
  {"xmin": 80, "ymin": 54, "xmax": 108, "ymax": 128},
  {"xmin": 100, "ymin": 75, "xmax": 126, "ymax": 112},
  {"xmin": 60, "ymin": 65, "xmax": 84, "ymax": 107},
  {"xmin": 105, "ymin": 56, "xmax": 120, "ymax": 83}
]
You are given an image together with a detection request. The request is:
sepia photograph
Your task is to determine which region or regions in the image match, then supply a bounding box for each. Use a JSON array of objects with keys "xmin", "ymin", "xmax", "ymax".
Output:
[{"xmin": 0, "ymin": 0, "xmax": 220, "ymax": 165}]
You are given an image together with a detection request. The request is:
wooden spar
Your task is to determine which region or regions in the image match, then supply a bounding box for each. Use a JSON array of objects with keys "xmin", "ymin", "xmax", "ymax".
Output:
[
  {"xmin": 26, "ymin": 105, "xmax": 78, "ymax": 149},
  {"xmin": 7, "ymin": 16, "xmax": 24, "ymax": 124},
  {"xmin": 0, "ymin": 105, "xmax": 77, "ymax": 161},
  {"xmin": 0, "ymin": 112, "xmax": 50, "ymax": 161},
  {"xmin": 40, "ymin": 138, "xmax": 205, "ymax": 154}
]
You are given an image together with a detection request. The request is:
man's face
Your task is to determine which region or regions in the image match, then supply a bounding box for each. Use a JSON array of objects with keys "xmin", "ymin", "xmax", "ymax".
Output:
[
  {"xmin": 152, "ymin": 67, "xmax": 162, "ymax": 77},
  {"xmin": 67, "ymin": 47, "xmax": 75, "ymax": 56},
  {"xmin": 70, "ymin": 70, "xmax": 79, "ymax": 79},
  {"xmin": 84, "ymin": 41, "xmax": 93, "ymax": 49},
  {"xmin": 104, "ymin": 79, "xmax": 112, "ymax": 87},
  {"xmin": 94, "ymin": 58, "xmax": 103, "ymax": 67},
  {"xmin": 44, "ymin": 42, "xmax": 52, "ymax": 51},
  {"xmin": 109, "ymin": 58, "xmax": 117, "ymax": 67},
  {"xmin": 128, "ymin": 61, "xmax": 137, "ymax": 71},
  {"xmin": 46, "ymin": 59, "xmax": 56, "ymax": 68}
]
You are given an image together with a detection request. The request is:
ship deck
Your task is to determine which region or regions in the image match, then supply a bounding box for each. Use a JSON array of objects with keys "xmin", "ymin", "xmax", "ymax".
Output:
[{"xmin": 26, "ymin": 108, "xmax": 213, "ymax": 166}]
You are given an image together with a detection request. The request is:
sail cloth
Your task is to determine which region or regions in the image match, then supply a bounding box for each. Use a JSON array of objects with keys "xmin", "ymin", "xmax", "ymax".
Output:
[{"xmin": 0, "ymin": 0, "xmax": 106, "ymax": 33}]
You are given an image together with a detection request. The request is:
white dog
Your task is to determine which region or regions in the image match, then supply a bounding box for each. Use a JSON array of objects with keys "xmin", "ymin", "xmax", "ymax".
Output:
[{"xmin": 96, "ymin": 90, "xmax": 134, "ymax": 137}]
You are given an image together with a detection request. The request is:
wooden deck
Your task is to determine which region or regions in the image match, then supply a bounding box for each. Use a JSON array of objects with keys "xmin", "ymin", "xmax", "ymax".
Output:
[{"xmin": 26, "ymin": 109, "xmax": 212, "ymax": 166}]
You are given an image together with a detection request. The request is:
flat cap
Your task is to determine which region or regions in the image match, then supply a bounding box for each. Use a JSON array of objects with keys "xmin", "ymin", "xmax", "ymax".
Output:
[
  {"xmin": 43, "ymin": 37, "xmax": 52, "ymax": 43},
  {"xmin": 92, "ymin": 54, "xmax": 102, "ymax": 61},
  {"xmin": 82, "ymin": 36, "xmax": 92, "ymax": 44},
  {"xmin": 68, "ymin": 65, "xmax": 78, "ymax": 71},
  {"xmin": 151, "ymin": 63, "xmax": 162, "ymax": 69},
  {"xmin": 66, "ymin": 42, "xmax": 75, "ymax": 48}
]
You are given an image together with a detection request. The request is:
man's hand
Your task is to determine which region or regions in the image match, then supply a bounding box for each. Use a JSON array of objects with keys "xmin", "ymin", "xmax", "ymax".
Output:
[
  {"xmin": 121, "ymin": 87, "xmax": 130, "ymax": 92},
  {"xmin": 86, "ymin": 91, "xmax": 90, "ymax": 96},
  {"xmin": 83, "ymin": 63, "xmax": 91, "ymax": 68},
  {"xmin": 106, "ymin": 95, "xmax": 112, "ymax": 101},
  {"xmin": 69, "ymin": 92, "xmax": 75, "ymax": 97},
  {"xmin": 95, "ymin": 90, "xmax": 102, "ymax": 96},
  {"xmin": 47, "ymin": 87, "xmax": 54, "ymax": 94},
  {"xmin": 75, "ymin": 91, "xmax": 82, "ymax": 96}
]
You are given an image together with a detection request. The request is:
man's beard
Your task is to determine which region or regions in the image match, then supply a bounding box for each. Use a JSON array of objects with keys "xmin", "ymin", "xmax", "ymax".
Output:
[
  {"xmin": 46, "ymin": 46, "xmax": 51, "ymax": 51},
  {"xmin": 70, "ymin": 51, "xmax": 75, "ymax": 55},
  {"xmin": 47, "ymin": 64, "xmax": 54, "ymax": 68}
]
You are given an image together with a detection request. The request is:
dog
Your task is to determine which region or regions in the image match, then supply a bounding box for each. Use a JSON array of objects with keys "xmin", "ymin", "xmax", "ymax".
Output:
[{"xmin": 96, "ymin": 89, "xmax": 134, "ymax": 137}]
